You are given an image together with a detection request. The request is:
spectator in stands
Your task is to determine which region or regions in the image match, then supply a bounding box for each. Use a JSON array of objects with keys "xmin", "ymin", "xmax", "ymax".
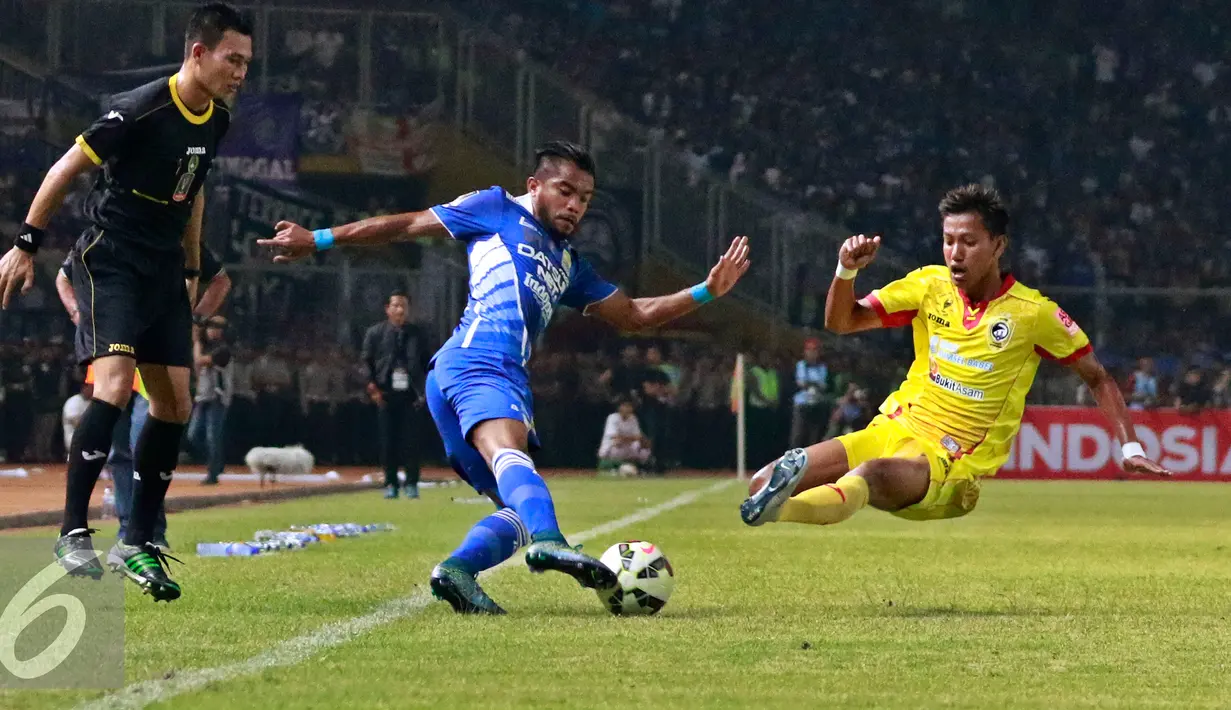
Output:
[
  {"xmin": 187, "ymin": 318, "xmax": 234, "ymax": 486},
  {"xmin": 2, "ymin": 344, "xmax": 34, "ymax": 463},
  {"xmin": 747, "ymin": 350, "xmax": 783, "ymax": 466},
  {"xmin": 576, "ymin": 351, "xmax": 613, "ymax": 465},
  {"xmin": 226, "ymin": 345, "xmax": 257, "ymax": 464},
  {"xmin": 1127, "ymin": 354, "xmax": 1157, "ymax": 408},
  {"xmin": 255, "ymin": 345, "xmax": 297, "ymax": 446},
  {"xmin": 632, "ymin": 374, "xmax": 663, "ymax": 473},
  {"xmin": 680, "ymin": 353, "xmax": 731, "ymax": 469},
  {"xmin": 790, "ymin": 337, "xmax": 830, "ymax": 447},
  {"xmin": 597, "ymin": 398, "xmax": 652, "ymax": 476},
  {"xmin": 29, "ymin": 343, "xmax": 66, "ymax": 461},
  {"xmin": 827, "ymin": 382, "xmax": 873, "ymax": 439},
  {"xmin": 606, "ymin": 343, "xmax": 646, "ymax": 403},
  {"xmin": 1211, "ymin": 367, "xmax": 1231, "ymax": 409},
  {"xmin": 300, "ymin": 349, "xmax": 337, "ymax": 466},
  {"xmin": 1174, "ymin": 366, "xmax": 1210, "ymax": 415},
  {"xmin": 1127, "ymin": 357, "xmax": 1160, "ymax": 410}
]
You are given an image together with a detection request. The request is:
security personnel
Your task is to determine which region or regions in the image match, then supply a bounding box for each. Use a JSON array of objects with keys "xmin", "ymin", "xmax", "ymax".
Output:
[{"xmin": 362, "ymin": 290, "xmax": 430, "ymax": 499}]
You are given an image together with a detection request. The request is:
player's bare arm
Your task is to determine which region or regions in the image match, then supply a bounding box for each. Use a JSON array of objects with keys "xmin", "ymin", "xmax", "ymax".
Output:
[
  {"xmin": 259, "ymin": 210, "xmax": 451, "ymax": 263},
  {"xmin": 183, "ymin": 192, "xmax": 205, "ymax": 304},
  {"xmin": 1070, "ymin": 351, "xmax": 1172, "ymax": 476},
  {"xmin": 0, "ymin": 144, "xmax": 97, "ymax": 308},
  {"xmin": 589, "ymin": 236, "xmax": 749, "ymax": 331},
  {"xmin": 194, "ymin": 268, "xmax": 231, "ymax": 319},
  {"xmin": 824, "ymin": 233, "xmax": 885, "ymax": 334}
]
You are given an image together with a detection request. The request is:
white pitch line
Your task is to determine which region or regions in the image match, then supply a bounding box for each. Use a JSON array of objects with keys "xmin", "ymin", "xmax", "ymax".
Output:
[{"xmin": 76, "ymin": 478, "xmax": 736, "ymax": 710}]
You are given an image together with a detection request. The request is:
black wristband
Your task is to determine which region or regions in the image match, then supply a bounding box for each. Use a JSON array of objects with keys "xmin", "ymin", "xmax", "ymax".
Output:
[
  {"xmin": 13, "ymin": 223, "xmax": 45, "ymax": 254},
  {"xmin": 183, "ymin": 268, "xmax": 200, "ymax": 278}
]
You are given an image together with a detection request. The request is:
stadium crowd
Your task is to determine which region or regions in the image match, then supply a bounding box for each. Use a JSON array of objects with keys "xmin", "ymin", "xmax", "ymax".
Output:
[
  {"xmin": 3, "ymin": 329, "xmax": 1230, "ymax": 472},
  {"xmin": 475, "ymin": 0, "xmax": 1230, "ymax": 286}
]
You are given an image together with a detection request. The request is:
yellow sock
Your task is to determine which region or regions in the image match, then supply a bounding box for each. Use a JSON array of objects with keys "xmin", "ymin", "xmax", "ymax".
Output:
[{"xmin": 776, "ymin": 474, "xmax": 869, "ymax": 526}]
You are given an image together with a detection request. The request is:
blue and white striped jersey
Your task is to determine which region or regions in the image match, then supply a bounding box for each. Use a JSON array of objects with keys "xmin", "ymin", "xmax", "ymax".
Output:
[{"xmin": 430, "ymin": 186, "xmax": 617, "ymax": 365}]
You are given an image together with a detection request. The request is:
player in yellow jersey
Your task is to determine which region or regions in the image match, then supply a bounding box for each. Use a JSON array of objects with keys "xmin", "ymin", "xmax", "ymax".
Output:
[{"xmin": 740, "ymin": 184, "xmax": 1170, "ymax": 528}]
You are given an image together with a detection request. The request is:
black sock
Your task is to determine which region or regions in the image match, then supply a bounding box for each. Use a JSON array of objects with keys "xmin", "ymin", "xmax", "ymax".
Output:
[
  {"xmin": 62, "ymin": 400, "xmax": 124, "ymax": 536},
  {"xmin": 124, "ymin": 416, "xmax": 185, "ymax": 546}
]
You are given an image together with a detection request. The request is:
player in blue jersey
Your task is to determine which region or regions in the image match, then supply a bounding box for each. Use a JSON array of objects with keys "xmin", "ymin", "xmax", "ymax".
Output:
[{"xmin": 261, "ymin": 141, "xmax": 750, "ymax": 614}]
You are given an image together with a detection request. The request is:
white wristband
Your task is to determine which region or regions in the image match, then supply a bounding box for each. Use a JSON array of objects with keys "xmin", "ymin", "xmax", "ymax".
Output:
[
  {"xmin": 835, "ymin": 263, "xmax": 858, "ymax": 280},
  {"xmin": 1121, "ymin": 442, "xmax": 1145, "ymax": 461}
]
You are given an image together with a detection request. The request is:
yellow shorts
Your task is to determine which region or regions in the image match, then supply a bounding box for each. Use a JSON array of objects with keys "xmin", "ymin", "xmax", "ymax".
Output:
[{"xmin": 836, "ymin": 414, "xmax": 985, "ymax": 521}]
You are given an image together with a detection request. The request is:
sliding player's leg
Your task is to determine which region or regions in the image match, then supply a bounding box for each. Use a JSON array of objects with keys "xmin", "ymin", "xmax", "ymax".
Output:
[
  {"xmin": 774, "ymin": 454, "xmax": 930, "ymax": 526},
  {"xmin": 743, "ymin": 416, "xmax": 941, "ymax": 527},
  {"xmin": 740, "ymin": 436, "xmax": 851, "ymax": 526}
]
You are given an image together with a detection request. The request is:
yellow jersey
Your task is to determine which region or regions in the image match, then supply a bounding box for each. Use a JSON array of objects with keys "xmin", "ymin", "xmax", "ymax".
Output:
[{"xmin": 860, "ymin": 265, "xmax": 1091, "ymax": 475}]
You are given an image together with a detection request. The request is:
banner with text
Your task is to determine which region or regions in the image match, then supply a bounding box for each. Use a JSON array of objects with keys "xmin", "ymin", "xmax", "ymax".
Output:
[
  {"xmin": 216, "ymin": 93, "xmax": 301, "ymax": 184},
  {"xmin": 209, "ymin": 177, "xmax": 332, "ymax": 263},
  {"xmin": 999, "ymin": 406, "xmax": 1231, "ymax": 481}
]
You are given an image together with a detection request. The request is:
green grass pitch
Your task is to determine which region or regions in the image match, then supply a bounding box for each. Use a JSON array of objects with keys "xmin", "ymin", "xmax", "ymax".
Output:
[{"xmin": 4, "ymin": 477, "xmax": 1231, "ymax": 709}]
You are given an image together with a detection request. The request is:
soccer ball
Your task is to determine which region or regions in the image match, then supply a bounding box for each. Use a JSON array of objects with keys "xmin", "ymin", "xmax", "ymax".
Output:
[{"xmin": 596, "ymin": 540, "xmax": 675, "ymax": 615}]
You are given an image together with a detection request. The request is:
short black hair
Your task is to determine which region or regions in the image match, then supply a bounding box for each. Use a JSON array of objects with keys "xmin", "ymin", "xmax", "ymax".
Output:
[
  {"xmin": 185, "ymin": 3, "xmax": 252, "ymax": 56},
  {"xmin": 388, "ymin": 289, "xmax": 410, "ymax": 304},
  {"xmin": 533, "ymin": 140, "xmax": 596, "ymax": 179},
  {"xmin": 938, "ymin": 184, "xmax": 1009, "ymax": 237}
]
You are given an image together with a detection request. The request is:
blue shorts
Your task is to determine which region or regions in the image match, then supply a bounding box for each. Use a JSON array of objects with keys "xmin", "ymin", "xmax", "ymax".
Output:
[{"xmin": 426, "ymin": 348, "xmax": 540, "ymax": 494}]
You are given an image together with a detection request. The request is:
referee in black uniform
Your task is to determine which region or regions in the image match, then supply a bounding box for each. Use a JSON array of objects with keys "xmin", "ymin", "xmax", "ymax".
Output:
[
  {"xmin": 362, "ymin": 290, "xmax": 431, "ymax": 499},
  {"xmin": 0, "ymin": 3, "xmax": 252, "ymax": 602}
]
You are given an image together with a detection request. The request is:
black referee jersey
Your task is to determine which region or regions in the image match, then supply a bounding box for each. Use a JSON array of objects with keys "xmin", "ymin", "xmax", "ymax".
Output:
[{"xmin": 75, "ymin": 72, "xmax": 230, "ymax": 255}]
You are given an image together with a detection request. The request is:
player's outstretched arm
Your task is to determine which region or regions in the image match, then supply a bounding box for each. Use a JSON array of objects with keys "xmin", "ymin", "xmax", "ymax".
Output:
[
  {"xmin": 0, "ymin": 145, "xmax": 98, "ymax": 308},
  {"xmin": 588, "ymin": 236, "xmax": 749, "ymax": 331},
  {"xmin": 824, "ymin": 234, "xmax": 884, "ymax": 334},
  {"xmin": 1070, "ymin": 352, "xmax": 1172, "ymax": 476},
  {"xmin": 259, "ymin": 211, "xmax": 451, "ymax": 263}
]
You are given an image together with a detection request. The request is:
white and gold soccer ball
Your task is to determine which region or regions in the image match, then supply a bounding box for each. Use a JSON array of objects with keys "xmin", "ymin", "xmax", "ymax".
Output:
[{"xmin": 596, "ymin": 540, "xmax": 675, "ymax": 615}]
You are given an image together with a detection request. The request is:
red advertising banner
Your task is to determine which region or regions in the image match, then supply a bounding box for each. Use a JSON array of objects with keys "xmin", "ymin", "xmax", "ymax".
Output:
[{"xmin": 998, "ymin": 406, "xmax": 1231, "ymax": 481}]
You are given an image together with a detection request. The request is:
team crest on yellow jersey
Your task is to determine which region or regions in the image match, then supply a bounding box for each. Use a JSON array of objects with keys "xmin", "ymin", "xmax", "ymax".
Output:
[{"xmin": 988, "ymin": 317, "xmax": 1014, "ymax": 349}]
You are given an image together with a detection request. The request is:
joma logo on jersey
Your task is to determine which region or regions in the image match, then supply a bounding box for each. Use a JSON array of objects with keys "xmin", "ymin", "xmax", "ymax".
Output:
[
  {"xmin": 186, "ymin": 146, "xmax": 207, "ymax": 155},
  {"xmin": 108, "ymin": 343, "xmax": 134, "ymax": 355},
  {"xmin": 927, "ymin": 312, "xmax": 951, "ymax": 328}
]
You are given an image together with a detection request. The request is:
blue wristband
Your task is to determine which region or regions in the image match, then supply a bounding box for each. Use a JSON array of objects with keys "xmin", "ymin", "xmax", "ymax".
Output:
[
  {"xmin": 689, "ymin": 282, "xmax": 714, "ymax": 305},
  {"xmin": 312, "ymin": 228, "xmax": 335, "ymax": 251}
]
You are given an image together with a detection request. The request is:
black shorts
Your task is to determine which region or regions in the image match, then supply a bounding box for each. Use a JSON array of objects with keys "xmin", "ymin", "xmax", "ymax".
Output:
[{"xmin": 72, "ymin": 227, "xmax": 192, "ymax": 368}]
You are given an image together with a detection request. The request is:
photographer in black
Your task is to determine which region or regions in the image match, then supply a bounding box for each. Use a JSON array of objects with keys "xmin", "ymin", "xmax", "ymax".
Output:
[{"xmin": 362, "ymin": 290, "xmax": 430, "ymax": 499}]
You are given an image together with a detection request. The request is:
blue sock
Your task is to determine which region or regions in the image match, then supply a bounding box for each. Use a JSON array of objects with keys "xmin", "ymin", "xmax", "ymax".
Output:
[
  {"xmin": 444, "ymin": 508, "xmax": 529, "ymax": 576},
  {"xmin": 492, "ymin": 448, "xmax": 563, "ymax": 542}
]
